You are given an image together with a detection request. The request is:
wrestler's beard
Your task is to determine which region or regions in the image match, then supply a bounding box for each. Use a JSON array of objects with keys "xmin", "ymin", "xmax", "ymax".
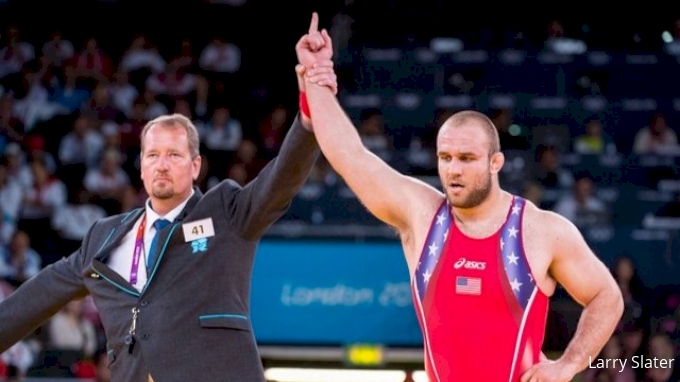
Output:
[{"xmin": 446, "ymin": 172, "xmax": 492, "ymax": 209}]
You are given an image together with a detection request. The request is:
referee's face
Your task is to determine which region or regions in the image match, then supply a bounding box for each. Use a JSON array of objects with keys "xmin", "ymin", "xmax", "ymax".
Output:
[{"xmin": 140, "ymin": 123, "xmax": 201, "ymax": 206}]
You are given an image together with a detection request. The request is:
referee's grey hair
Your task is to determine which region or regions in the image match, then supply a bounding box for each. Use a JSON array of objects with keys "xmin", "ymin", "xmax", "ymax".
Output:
[{"xmin": 140, "ymin": 113, "xmax": 200, "ymax": 158}]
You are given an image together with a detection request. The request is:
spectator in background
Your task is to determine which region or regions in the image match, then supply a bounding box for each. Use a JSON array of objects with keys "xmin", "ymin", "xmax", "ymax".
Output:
[
  {"xmin": 199, "ymin": 37, "xmax": 241, "ymax": 75},
  {"xmin": 173, "ymin": 98, "xmax": 196, "ymax": 121},
  {"xmin": 108, "ymin": 70, "xmax": 138, "ymax": 118},
  {"xmin": 258, "ymin": 104, "xmax": 290, "ymax": 159},
  {"xmin": 532, "ymin": 145, "xmax": 574, "ymax": 190},
  {"xmin": 329, "ymin": 4, "xmax": 354, "ymax": 63},
  {"xmin": 0, "ymin": 95, "xmax": 25, "ymax": 153},
  {"xmin": 615, "ymin": 318, "xmax": 647, "ymax": 382},
  {"xmin": 71, "ymin": 38, "xmax": 112, "ymax": 86},
  {"xmin": 174, "ymin": 38, "xmax": 197, "ymax": 73},
  {"xmin": 51, "ymin": 188, "xmax": 107, "ymax": 256},
  {"xmin": 6, "ymin": 143, "xmax": 38, "ymax": 187},
  {"xmin": 198, "ymin": 106, "xmax": 242, "ymax": 179},
  {"xmin": 49, "ymin": 65, "xmax": 91, "ymax": 113},
  {"xmin": 582, "ymin": 335, "xmax": 636, "ymax": 382},
  {"xmin": 0, "ymin": 163, "xmax": 22, "ymax": 245},
  {"xmin": 118, "ymin": 98, "xmax": 150, "ymax": 170},
  {"xmin": 83, "ymin": 148, "xmax": 130, "ymax": 215},
  {"xmin": 140, "ymin": 88, "xmax": 168, "ymax": 120},
  {"xmin": 644, "ymin": 333, "xmax": 679, "ymax": 382},
  {"xmin": 88, "ymin": 145, "xmax": 127, "ymax": 194},
  {"xmin": 199, "ymin": 37, "xmax": 242, "ymax": 104},
  {"xmin": 82, "ymin": 82, "xmax": 126, "ymax": 124},
  {"xmin": 40, "ymin": 31, "xmax": 74, "ymax": 71},
  {"xmin": 0, "ymin": 26, "xmax": 35, "ymax": 94},
  {"xmin": 3, "ymin": 143, "xmax": 30, "ymax": 187},
  {"xmin": 119, "ymin": 35, "xmax": 166, "ymax": 79},
  {"xmin": 544, "ymin": 19, "xmax": 586, "ymax": 54},
  {"xmin": 664, "ymin": 18, "xmax": 680, "ymax": 55},
  {"xmin": 546, "ymin": 20, "xmax": 565, "ymax": 45},
  {"xmin": 611, "ymin": 256, "xmax": 650, "ymax": 365},
  {"xmin": 198, "ymin": 106, "xmax": 242, "ymax": 153},
  {"xmin": 612, "ymin": 255, "xmax": 648, "ymax": 309},
  {"xmin": 553, "ymin": 173, "xmax": 609, "ymax": 227},
  {"xmin": 20, "ymin": 158, "xmax": 67, "ymax": 221},
  {"xmin": 633, "ymin": 113, "xmax": 679, "ymax": 155},
  {"xmin": 24, "ymin": 135, "xmax": 57, "ymax": 177},
  {"xmin": 573, "ymin": 118, "xmax": 616, "ymax": 155},
  {"xmin": 12, "ymin": 66, "xmax": 69, "ymax": 132},
  {"xmin": 100, "ymin": 121, "xmax": 123, "ymax": 155},
  {"xmin": 0, "ymin": 341, "xmax": 34, "ymax": 381},
  {"xmin": 233, "ymin": 139, "xmax": 266, "ymax": 183},
  {"xmin": 146, "ymin": 58, "xmax": 201, "ymax": 108},
  {"xmin": 125, "ymin": 96, "xmax": 151, "ymax": 135},
  {"xmin": 18, "ymin": 158, "xmax": 67, "ymax": 252},
  {"xmin": 0, "ymin": 230, "xmax": 41, "ymax": 286},
  {"xmin": 58, "ymin": 115, "xmax": 105, "ymax": 168},
  {"xmin": 46, "ymin": 299, "xmax": 98, "ymax": 360}
]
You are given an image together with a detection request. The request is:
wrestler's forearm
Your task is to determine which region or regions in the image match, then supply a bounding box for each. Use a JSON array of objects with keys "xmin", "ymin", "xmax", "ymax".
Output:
[
  {"xmin": 559, "ymin": 287, "xmax": 623, "ymax": 373},
  {"xmin": 305, "ymin": 81, "xmax": 366, "ymax": 176}
]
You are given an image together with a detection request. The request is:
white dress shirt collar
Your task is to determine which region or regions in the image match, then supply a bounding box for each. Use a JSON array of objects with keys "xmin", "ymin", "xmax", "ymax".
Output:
[{"xmin": 144, "ymin": 189, "xmax": 195, "ymax": 224}]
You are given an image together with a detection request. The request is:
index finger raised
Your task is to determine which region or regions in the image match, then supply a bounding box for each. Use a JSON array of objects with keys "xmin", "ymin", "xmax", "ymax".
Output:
[{"xmin": 308, "ymin": 12, "xmax": 319, "ymax": 33}]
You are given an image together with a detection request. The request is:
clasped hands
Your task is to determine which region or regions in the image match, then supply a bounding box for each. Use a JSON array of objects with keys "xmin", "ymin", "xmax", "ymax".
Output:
[{"xmin": 294, "ymin": 12, "xmax": 338, "ymax": 128}]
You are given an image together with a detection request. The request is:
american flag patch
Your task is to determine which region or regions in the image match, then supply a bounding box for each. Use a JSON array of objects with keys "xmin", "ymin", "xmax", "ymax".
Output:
[{"xmin": 456, "ymin": 276, "xmax": 481, "ymax": 295}]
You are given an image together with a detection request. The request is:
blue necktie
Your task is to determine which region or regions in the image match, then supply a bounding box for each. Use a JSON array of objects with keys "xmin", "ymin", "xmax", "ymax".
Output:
[{"xmin": 147, "ymin": 219, "xmax": 170, "ymax": 270}]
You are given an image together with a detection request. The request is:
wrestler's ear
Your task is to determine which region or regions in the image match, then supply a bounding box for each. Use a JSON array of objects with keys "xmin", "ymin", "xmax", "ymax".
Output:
[{"xmin": 489, "ymin": 151, "xmax": 504, "ymax": 174}]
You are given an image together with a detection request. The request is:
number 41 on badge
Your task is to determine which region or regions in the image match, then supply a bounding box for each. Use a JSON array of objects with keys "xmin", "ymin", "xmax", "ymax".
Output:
[{"xmin": 182, "ymin": 218, "xmax": 215, "ymax": 242}]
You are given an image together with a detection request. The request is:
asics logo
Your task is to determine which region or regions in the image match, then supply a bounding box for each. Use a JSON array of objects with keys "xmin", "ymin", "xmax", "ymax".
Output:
[{"xmin": 454, "ymin": 257, "xmax": 486, "ymax": 270}]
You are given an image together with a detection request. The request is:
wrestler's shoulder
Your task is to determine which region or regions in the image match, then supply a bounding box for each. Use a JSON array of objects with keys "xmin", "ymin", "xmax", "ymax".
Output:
[{"xmin": 520, "ymin": 198, "xmax": 575, "ymax": 236}]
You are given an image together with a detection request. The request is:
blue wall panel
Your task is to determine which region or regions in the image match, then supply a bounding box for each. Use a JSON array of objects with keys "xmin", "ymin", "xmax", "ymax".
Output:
[{"xmin": 250, "ymin": 240, "xmax": 423, "ymax": 347}]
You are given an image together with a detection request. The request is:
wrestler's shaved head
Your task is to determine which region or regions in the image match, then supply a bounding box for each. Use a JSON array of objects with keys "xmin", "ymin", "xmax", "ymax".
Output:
[{"xmin": 438, "ymin": 110, "xmax": 501, "ymax": 156}]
